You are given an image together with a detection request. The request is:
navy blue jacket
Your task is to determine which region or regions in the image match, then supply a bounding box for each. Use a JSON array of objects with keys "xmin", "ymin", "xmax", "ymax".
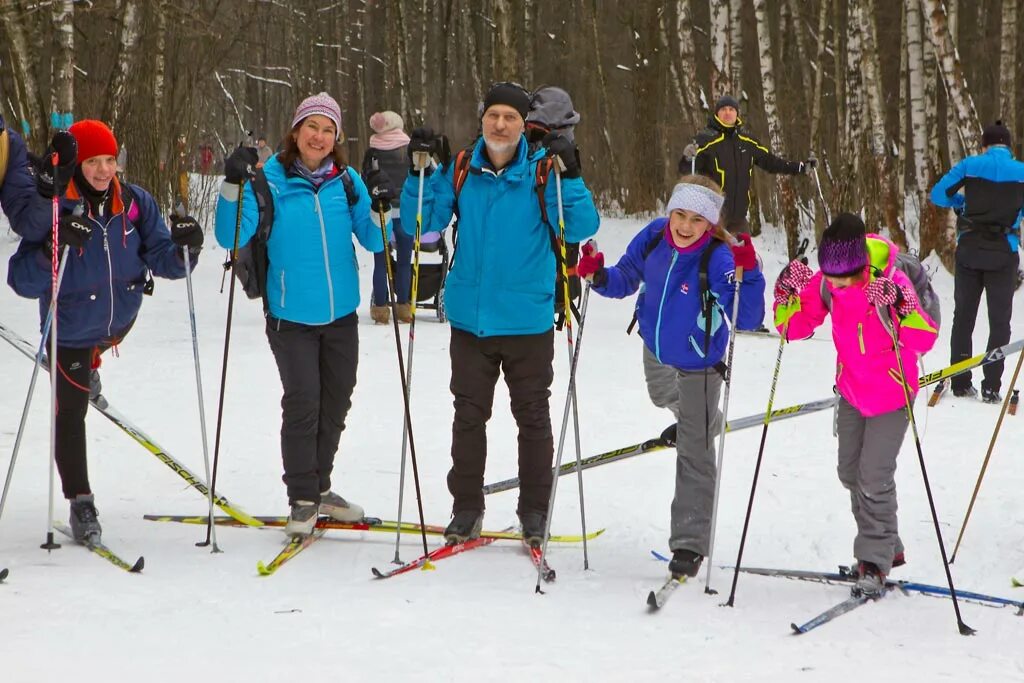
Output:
[
  {"xmin": 7, "ymin": 175, "xmax": 194, "ymax": 348},
  {"xmin": 594, "ymin": 218, "xmax": 765, "ymax": 371},
  {"xmin": 0, "ymin": 115, "xmax": 40, "ymax": 233},
  {"xmin": 930, "ymin": 146, "xmax": 1024, "ymax": 255}
]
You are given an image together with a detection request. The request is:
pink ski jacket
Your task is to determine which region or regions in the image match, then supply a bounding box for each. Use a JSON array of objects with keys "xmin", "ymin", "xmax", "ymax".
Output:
[{"xmin": 773, "ymin": 235, "xmax": 938, "ymax": 417}]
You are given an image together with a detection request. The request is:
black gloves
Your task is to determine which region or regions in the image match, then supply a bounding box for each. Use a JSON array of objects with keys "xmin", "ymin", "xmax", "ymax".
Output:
[
  {"xmin": 541, "ymin": 132, "xmax": 581, "ymax": 178},
  {"xmin": 34, "ymin": 131, "xmax": 78, "ymax": 198},
  {"xmin": 407, "ymin": 127, "xmax": 450, "ymax": 172},
  {"xmin": 364, "ymin": 168, "xmax": 395, "ymax": 213},
  {"xmin": 800, "ymin": 157, "xmax": 817, "ymax": 174},
  {"xmin": 57, "ymin": 212, "xmax": 93, "ymax": 249},
  {"xmin": 224, "ymin": 145, "xmax": 259, "ymax": 184},
  {"xmin": 170, "ymin": 214, "xmax": 204, "ymax": 249}
]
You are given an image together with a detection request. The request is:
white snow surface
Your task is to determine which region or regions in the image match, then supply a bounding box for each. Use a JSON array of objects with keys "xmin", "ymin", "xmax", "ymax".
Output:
[{"xmin": 1, "ymin": 213, "xmax": 1023, "ymax": 681}]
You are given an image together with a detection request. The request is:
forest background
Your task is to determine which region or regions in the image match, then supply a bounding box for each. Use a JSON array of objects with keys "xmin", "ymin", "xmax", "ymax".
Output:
[{"xmin": 1, "ymin": 0, "xmax": 1020, "ymax": 268}]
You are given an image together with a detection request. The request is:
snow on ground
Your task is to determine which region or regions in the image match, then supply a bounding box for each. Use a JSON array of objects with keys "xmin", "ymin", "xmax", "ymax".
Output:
[{"xmin": 1, "ymin": 213, "xmax": 1023, "ymax": 681}]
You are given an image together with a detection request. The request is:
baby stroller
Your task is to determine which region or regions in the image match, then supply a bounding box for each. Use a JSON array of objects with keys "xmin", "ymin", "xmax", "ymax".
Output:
[{"xmin": 391, "ymin": 230, "xmax": 449, "ymax": 322}]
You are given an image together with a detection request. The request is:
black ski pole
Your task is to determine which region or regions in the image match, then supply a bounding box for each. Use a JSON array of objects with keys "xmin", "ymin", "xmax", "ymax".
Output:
[
  {"xmin": 883, "ymin": 307, "xmax": 974, "ymax": 635},
  {"xmin": 724, "ymin": 301, "xmax": 793, "ymax": 607},
  {"xmin": 949, "ymin": 345, "xmax": 1024, "ymax": 563},
  {"xmin": 374, "ymin": 167, "xmax": 432, "ymax": 563},
  {"xmin": 203, "ymin": 177, "xmax": 246, "ymax": 547}
]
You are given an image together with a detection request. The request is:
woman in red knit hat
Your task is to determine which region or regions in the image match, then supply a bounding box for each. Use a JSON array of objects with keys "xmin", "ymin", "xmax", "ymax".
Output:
[{"xmin": 6, "ymin": 120, "xmax": 204, "ymax": 542}]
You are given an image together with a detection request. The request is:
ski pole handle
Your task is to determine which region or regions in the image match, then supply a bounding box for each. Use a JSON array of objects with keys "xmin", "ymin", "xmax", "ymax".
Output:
[{"xmin": 411, "ymin": 151, "xmax": 430, "ymax": 172}]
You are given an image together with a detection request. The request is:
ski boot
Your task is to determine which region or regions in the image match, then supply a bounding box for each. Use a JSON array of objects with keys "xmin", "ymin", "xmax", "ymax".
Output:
[
  {"xmin": 952, "ymin": 384, "xmax": 977, "ymax": 399},
  {"xmin": 659, "ymin": 423, "xmax": 677, "ymax": 447},
  {"xmin": 319, "ymin": 490, "xmax": 364, "ymax": 522},
  {"xmin": 668, "ymin": 549, "xmax": 703, "ymax": 578},
  {"xmin": 518, "ymin": 511, "xmax": 547, "ymax": 548},
  {"xmin": 444, "ymin": 510, "xmax": 483, "ymax": 545},
  {"xmin": 981, "ymin": 387, "xmax": 1002, "ymax": 404},
  {"xmin": 284, "ymin": 501, "xmax": 318, "ymax": 537},
  {"xmin": 69, "ymin": 494, "xmax": 102, "ymax": 542},
  {"xmin": 854, "ymin": 561, "xmax": 886, "ymax": 597}
]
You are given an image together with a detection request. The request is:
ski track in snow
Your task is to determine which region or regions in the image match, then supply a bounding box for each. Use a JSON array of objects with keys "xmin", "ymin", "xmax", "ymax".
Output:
[{"xmin": 1, "ymin": 208, "xmax": 1023, "ymax": 681}]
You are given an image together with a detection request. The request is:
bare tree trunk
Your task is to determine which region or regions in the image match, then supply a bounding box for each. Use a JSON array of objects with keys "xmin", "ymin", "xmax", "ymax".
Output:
[
  {"xmin": 924, "ymin": 0, "xmax": 979, "ymax": 157},
  {"xmin": 907, "ymin": 0, "xmax": 929, "ymax": 201},
  {"xmin": 728, "ymin": 0, "xmax": 744, "ymax": 96},
  {"xmin": 810, "ymin": 0, "xmax": 832, "ymax": 237},
  {"xmin": 492, "ymin": 0, "xmax": 516, "ymax": 80},
  {"xmin": 753, "ymin": 0, "xmax": 799, "ymax": 255},
  {"xmin": 920, "ymin": 7, "xmax": 956, "ymax": 269},
  {"xmin": 859, "ymin": 0, "xmax": 903, "ymax": 245},
  {"xmin": 897, "ymin": 1, "xmax": 908, "ymax": 239},
  {"xmin": 833, "ymin": 0, "xmax": 845, "ymax": 165},
  {"xmin": 50, "ymin": 0, "xmax": 74, "ymax": 130},
  {"xmin": 676, "ymin": 0, "xmax": 703, "ymax": 131},
  {"xmin": 786, "ymin": 0, "xmax": 812, "ymax": 99},
  {"xmin": 844, "ymin": 0, "xmax": 865, "ymax": 210},
  {"xmin": 659, "ymin": 8, "xmax": 689, "ymax": 127},
  {"xmin": 0, "ymin": 2, "xmax": 46, "ymax": 149},
  {"xmin": 393, "ymin": 0, "xmax": 412, "ymax": 126},
  {"xmin": 585, "ymin": 0, "xmax": 621, "ymax": 203},
  {"xmin": 710, "ymin": 0, "xmax": 731, "ymax": 96},
  {"xmin": 522, "ymin": 0, "xmax": 536, "ymax": 87},
  {"xmin": 999, "ymin": 0, "xmax": 1017, "ymax": 132},
  {"xmin": 463, "ymin": 2, "xmax": 483, "ymax": 100},
  {"xmin": 106, "ymin": 0, "xmax": 141, "ymax": 134},
  {"xmin": 419, "ymin": 0, "xmax": 429, "ymax": 124},
  {"xmin": 153, "ymin": 1, "xmax": 167, "ymax": 143}
]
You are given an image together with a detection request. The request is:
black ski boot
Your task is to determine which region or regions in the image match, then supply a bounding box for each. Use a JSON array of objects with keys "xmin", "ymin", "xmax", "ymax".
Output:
[
  {"xmin": 444, "ymin": 510, "xmax": 483, "ymax": 545},
  {"xmin": 668, "ymin": 549, "xmax": 703, "ymax": 578},
  {"xmin": 69, "ymin": 494, "xmax": 102, "ymax": 542},
  {"xmin": 518, "ymin": 511, "xmax": 547, "ymax": 548},
  {"xmin": 981, "ymin": 387, "xmax": 1002, "ymax": 404},
  {"xmin": 659, "ymin": 423, "xmax": 677, "ymax": 446},
  {"xmin": 952, "ymin": 385, "xmax": 977, "ymax": 399}
]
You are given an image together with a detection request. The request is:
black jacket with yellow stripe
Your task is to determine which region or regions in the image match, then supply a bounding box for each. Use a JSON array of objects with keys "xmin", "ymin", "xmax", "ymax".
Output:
[{"xmin": 678, "ymin": 116, "xmax": 803, "ymax": 228}]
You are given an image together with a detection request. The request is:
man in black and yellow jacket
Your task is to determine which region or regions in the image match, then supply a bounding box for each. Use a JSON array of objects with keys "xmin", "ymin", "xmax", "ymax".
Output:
[{"xmin": 678, "ymin": 95, "xmax": 812, "ymax": 233}]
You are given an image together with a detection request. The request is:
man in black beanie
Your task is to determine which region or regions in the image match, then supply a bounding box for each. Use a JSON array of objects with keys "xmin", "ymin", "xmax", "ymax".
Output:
[
  {"xmin": 677, "ymin": 95, "xmax": 813, "ymax": 234},
  {"xmin": 930, "ymin": 121, "xmax": 1024, "ymax": 403},
  {"xmin": 399, "ymin": 82, "xmax": 599, "ymax": 547}
]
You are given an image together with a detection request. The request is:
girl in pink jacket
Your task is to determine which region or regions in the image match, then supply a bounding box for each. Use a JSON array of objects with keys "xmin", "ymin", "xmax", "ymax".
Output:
[{"xmin": 773, "ymin": 213, "xmax": 938, "ymax": 596}]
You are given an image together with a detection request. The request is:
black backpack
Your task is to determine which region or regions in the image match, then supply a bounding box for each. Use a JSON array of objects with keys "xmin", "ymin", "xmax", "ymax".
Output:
[{"xmin": 232, "ymin": 165, "xmax": 358, "ymax": 313}]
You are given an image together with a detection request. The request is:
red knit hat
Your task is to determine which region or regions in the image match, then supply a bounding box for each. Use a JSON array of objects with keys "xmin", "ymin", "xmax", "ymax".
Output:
[{"xmin": 69, "ymin": 119, "xmax": 119, "ymax": 163}]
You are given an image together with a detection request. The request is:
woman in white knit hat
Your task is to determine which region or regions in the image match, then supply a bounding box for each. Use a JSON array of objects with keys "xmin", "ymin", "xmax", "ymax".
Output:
[
  {"xmin": 362, "ymin": 110, "xmax": 412, "ymax": 324},
  {"xmin": 214, "ymin": 92, "xmax": 395, "ymax": 535}
]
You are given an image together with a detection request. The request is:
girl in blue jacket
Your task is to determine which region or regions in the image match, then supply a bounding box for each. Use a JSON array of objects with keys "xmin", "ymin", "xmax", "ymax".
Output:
[
  {"xmin": 577, "ymin": 176, "xmax": 765, "ymax": 578},
  {"xmin": 214, "ymin": 92, "xmax": 392, "ymax": 536},
  {"xmin": 6, "ymin": 120, "xmax": 202, "ymax": 542}
]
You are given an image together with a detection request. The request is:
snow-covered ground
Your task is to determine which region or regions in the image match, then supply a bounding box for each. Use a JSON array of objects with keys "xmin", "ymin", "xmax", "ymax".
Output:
[{"xmin": 1, "ymin": 212, "xmax": 1022, "ymax": 681}]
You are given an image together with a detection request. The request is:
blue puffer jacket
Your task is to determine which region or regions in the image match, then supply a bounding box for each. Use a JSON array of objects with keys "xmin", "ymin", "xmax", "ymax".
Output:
[
  {"xmin": 400, "ymin": 136, "xmax": 599, "ymax": 337},
  {"xmin": 930, "ymin": 146, "xmax": 1024, "ymax": 253},
  {"xmin": 7, "ymin": 177, "xmax": 194, "ymax": 348},
  {"xmin": 0, "ymin": 115, "xmax": 42, "ymax": 233},
  {"xmin": 594, "ymin": 218, "xmax": 766, "ymax": 371},
  {"xmin": 214, "ymin": 156, "xmax": 386, "ymax": 325}
]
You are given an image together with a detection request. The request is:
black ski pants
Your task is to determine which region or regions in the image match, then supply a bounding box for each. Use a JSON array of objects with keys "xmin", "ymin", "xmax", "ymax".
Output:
[
  {"xmin": 448, "ymin": 328, "xmax": 554, "ymax": 516},
  {"xmin": 53, "ymin": 321, "xmax": 134, "ymax": 499},
  {"xmin": 266, "ymin": 313, "xmax": 358, "ymax": 504},
  {"xmin": 950, "ymin": 257, "xmax": 1018, "ymax": 392}
]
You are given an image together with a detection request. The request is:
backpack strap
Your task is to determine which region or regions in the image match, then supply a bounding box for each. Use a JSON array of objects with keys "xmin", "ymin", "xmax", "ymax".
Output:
[
  {"xmin": 338, "ymin": 165, "xmax": 358, "ymax": 207},
  {"xmin": 448, "ymin": 148, "xmax": 474, "ymax": 272},
  {"xmin": 698, "ymin": 238, "xmax": 724, "ymax": 357},
  {"xmin": 626, "ymin": 232, "xmax": 668, "ymax": 335}
]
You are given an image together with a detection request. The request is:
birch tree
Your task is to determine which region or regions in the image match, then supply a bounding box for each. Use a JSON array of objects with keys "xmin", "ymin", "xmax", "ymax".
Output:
[
  {"xmin": 754, "ymin": 0, "xmax": 799, "ymax": 255},
  {"xmin": 924, "ymin": 0, "xmax": 979, "ymax": 157},
  {"xmin": 728, "ymin": 0, "xmax": 744, "ymax": 97},
  {"xmin": 51, "ymin": 0, "xmax": 74, "ymax": 129},
  {"xmin": 906, "ymin": 0, "xmax": 929, "ymax": 236},
  {"xmin": 709, "ymin": 0, "xmax": 731, "ymax": 96},
  {"xmin": 0, "ymin": 2, "xmax": 46, "ymax": 149},
  {"xmin": 998, "ymin": 0, "xmax": 1017, "ymax": 131},
  {"xmin": 106, "ymin": 0, "xmax": 141, "ymax": 134}
]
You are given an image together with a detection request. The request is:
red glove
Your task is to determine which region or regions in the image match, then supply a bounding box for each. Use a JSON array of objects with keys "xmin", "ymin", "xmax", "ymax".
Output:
[
  {"xmin": 774, "ymin": 259, "xmax": 813, "ymax": 305},
  {"xmin": 866, "ymin": 277, "xmax": 918, "ymax": 318},
  {"xmin": 577, "ymin": 241, "xmax": 606, "ymax": 286},
  {"xmin": 731, "ymin": 233, "xmax": 757, "ymax": 271}
]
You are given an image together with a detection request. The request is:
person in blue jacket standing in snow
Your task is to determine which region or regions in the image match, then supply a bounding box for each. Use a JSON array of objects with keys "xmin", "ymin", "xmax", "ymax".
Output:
[
  {"xmin": 929, "ymin": 120, "xmax": 1024, "ymax": 404},
  {"xmin": 400, "ymin": 82, "xmax": 599, "ymax": 546},
  {"xmin": 577, "ymin": 175, "xmax": 765, "ymax": 578},
  {"xmin": 6, "ymin": 119, "xmax": 203, "ymax": 542},
  {"xmin": 215, "ymin": 92, "xmax": 394, "ymax": 536}
]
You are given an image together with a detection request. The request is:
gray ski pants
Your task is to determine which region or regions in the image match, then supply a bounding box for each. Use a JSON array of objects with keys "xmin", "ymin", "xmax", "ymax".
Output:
[
  {"xmin": 642, "ymin": 346, "xmax": 722, "ymax": 557},
  {"xmin": 836, "ymin": 397, "xmax": 909, "ymax": 574}
]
